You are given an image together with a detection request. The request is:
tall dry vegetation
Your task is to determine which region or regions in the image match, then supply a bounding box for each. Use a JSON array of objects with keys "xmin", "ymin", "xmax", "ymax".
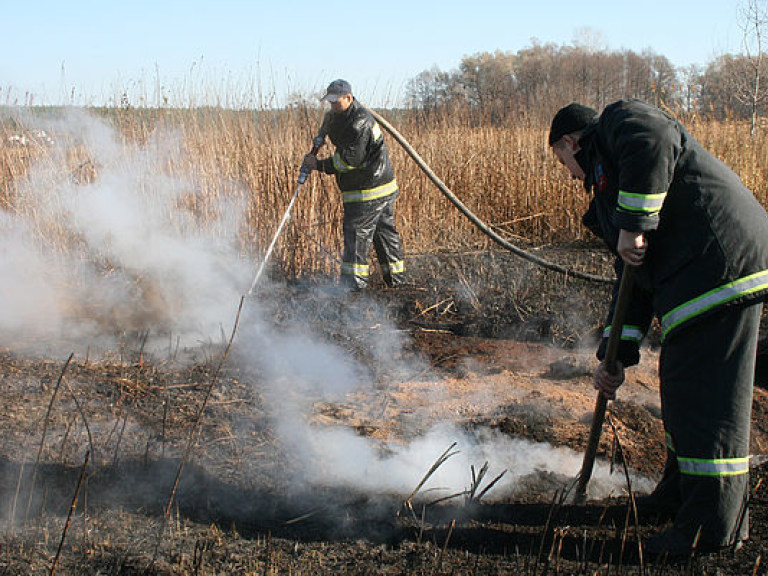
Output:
[{"xmin": 1, "ymin": 105, "xmax": 767, "ymax": 283}]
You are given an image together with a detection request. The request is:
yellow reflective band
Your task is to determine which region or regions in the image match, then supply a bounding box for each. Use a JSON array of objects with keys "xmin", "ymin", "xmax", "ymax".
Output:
[
  {"xmin": 678, "ymin": 455, "xmax": 750, "ymax": 477},
  {"xmin": 617, "ymin": 190, "xmax": 667, "ymax": 215},
  {"xmin": 341, "ymin": 262, "xmax": 370, "ymax": 276},
  {"xmin": 665, "ymin": 432, "xmax": 675, "ymax": 453},
  {"xmin": 602, "ymin": 324, "xmax": 644, "ymax": 343},
  {"xmin": 384, "ymin": 260, "xmax": 405, "ymax": 274},
  {"xmin": 332, "ymin": 152, "xmax": 357, "ymax": 173},
  {"xmin": 661, "ymin": 269, "xmax": 768, "ymax": 340},
  {"xmin": 342, "ymin": 179, "xmax": 398, "ymax": 203}
]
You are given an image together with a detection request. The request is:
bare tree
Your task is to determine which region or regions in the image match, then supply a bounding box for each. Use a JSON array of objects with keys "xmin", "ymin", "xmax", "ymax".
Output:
[
  {"xmin": 457, "ymin": 51, "xmax": 516, "ymax": 110},
  {"xmin": 403, "ymin": 42, "xmax": 691, "ymax": 122},
  {"xmin": 700, "ymin": 54, "xmax": 745, "ymax": 118},
  {"xmin": 405, "ymin": 67, "xmax": 456, "ymax": 111},
  {"xmin": 737, "ymin": 0, "xmax": 768, "ymax": 134},
  {"xmin": 679, "ymin": 65, "xmax": 702, "ymax": 118}
]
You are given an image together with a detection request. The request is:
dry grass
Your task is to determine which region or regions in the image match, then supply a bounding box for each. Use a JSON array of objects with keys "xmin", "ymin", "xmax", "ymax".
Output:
[
  {"xmin": 1, "ymin": 106, "xmax": 766, "ymax": 282},
  {"xmin": 688, "ymin": 116, "xmax": 768, "ymax": 206}
]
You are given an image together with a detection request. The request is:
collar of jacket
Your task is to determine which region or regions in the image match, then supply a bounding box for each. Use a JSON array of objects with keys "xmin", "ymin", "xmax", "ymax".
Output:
[{"xmin": 577, "ymin": 122, "xmax": 598, "ymax": 193}]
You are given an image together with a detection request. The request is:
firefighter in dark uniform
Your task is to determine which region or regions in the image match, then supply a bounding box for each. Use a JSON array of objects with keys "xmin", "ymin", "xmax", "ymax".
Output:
[
  {"xmin": 302, "ymin": 79, "xmax": 406, "ymax": 290},
  {"xmin": 549, "ymin": 99, "xmax": 768, "ymax": 557}
]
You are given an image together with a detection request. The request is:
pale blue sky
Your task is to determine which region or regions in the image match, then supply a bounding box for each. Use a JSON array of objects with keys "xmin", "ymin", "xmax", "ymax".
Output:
[{"xmin": 1, "ymin": 0, "xmax": 747, "ymax": 107}]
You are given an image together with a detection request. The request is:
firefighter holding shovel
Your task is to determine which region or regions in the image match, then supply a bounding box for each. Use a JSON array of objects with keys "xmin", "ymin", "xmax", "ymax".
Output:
[
  {"xmin": 549, "ymin": 99, "xmax": 768, "ymax": 558},
  {"xmin": 301, "ymin": 79, "xmax": 406, "ymax": 291}
]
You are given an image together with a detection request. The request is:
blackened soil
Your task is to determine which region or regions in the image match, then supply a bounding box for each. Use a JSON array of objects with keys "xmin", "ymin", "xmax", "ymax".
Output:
[{"xmin": 1, "ymin": 248, "xmax": 767, "ymax": 575}]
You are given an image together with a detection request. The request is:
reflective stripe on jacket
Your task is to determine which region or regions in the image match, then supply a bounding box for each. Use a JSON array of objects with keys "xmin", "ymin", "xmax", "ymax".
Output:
[
  {"xmin": 582, "ymin": 99, "xmax": 768, "ymax": 350},
  {"xmin": 661, "ymin": 269, "xmax": 768, "ymax": 340},
  {"xmin": 318, "ymin": 100, "xmax": 396, "ymax": 196},
  {"xmin": 341, "ymin": 179, "xmax": 398, "ymax": 204}
]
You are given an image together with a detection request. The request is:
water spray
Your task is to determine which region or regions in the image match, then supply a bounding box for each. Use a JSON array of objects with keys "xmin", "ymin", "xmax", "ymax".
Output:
[{"xmin": 246, "ymin": 130, "xmax": 327, "ymax": 296}]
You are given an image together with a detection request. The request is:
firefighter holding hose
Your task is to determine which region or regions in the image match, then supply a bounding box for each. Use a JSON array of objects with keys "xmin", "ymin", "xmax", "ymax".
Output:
[
  {"xmin": 549, "ymin": 99, "xmax": 768, "ymax": 557},
  {"xmin": 301, "ymin": 79, "xmax": 406, "ymax": 291}
]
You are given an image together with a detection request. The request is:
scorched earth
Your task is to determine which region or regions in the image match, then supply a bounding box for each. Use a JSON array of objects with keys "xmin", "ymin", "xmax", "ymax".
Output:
[{"xmin": 1, "ymin": 250, "xmax": 767, "ymax": 575}]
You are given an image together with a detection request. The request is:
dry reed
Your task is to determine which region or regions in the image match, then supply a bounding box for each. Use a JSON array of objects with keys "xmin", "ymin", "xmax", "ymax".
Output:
[{"xmin": 1, "ymin": 107, "xmax": 766, "ymax": 283}]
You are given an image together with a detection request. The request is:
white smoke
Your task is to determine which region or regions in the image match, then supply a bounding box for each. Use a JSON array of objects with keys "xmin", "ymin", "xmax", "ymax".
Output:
[
  {"xmin": 0, "ymin": 109, "xmax": 251, "ymax": 357},
  {"xmin": 259, "ymin": 409, "xmax": 651, "ymax": 502},
  {"xmin": 235, "ymin": 305, "xmax": 652, "ymax": 502},
  {"xmin": 0, "ymin": 213, "xmax": 63, "ymax": 336}
]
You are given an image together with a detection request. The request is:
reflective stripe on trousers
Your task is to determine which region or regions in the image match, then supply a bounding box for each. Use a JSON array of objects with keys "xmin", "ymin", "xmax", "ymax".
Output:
[
  {"xmin": 341, "ymin": 189, "xmax": 405, "ymax": 289},
  {"xmin": 659, "ymin": 301, "xmax": 761, "ymax": 546}
]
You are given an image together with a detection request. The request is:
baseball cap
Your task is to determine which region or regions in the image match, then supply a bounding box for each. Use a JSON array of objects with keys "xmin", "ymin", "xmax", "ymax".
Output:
[{"xmin": 321, "ymin": 79, "xmax": 353, "ymax": 102}]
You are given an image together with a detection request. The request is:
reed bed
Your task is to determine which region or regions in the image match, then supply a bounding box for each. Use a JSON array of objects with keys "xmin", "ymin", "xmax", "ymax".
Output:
[{"xmin": 1, "ymin": 106, "xmax": 766, "ymax": 282}]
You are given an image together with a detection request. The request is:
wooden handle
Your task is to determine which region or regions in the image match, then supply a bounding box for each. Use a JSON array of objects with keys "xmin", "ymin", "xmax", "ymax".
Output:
[{"xmin": 575, "ymin": 265, "xmax": 635, "ymax": 498}]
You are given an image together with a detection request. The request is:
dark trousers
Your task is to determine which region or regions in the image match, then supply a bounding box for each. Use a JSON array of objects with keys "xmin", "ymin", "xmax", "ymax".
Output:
[
  {"xmin": 341, "ymin": 192, "xmax": 405, "ymax": 289},
  {"xmin": 659, "ymin": 301, "xmax": 762, "ymax": 546}
]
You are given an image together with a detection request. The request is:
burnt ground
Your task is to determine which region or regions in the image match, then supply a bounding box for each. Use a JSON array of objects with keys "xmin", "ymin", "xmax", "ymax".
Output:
[{"xmin": 1, "ymin": 246, "xmax": 768, "ymax": 575}]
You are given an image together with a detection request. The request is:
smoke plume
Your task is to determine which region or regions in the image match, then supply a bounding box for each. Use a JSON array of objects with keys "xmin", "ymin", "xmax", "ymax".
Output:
[{"xmin": 0, "ymin": 109, "xmax": 250, "ymax": 358}]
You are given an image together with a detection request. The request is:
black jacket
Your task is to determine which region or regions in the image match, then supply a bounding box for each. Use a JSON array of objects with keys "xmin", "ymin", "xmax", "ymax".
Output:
[
  {"xmin": 579, "ymin": 99, "xmax": 768, "ymax": 364},
  {"xmin": 317, "ymin": 100, "xmax": 396, "ymax": 201}
]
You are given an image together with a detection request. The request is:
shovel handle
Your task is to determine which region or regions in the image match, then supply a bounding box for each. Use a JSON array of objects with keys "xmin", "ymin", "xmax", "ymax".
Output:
[{"xmin": 575, "ymin": 265, "xmax": 636, "ymax": 498}]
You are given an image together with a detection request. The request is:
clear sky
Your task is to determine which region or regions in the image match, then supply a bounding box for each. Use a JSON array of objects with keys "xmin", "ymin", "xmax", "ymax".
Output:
[{"xmin": 0, "ymin": 0, "xmax": 747, "ymax": 108}]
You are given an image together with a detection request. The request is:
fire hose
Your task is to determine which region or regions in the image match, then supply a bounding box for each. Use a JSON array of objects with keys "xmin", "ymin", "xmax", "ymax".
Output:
[
  {"xmin": 248, "ymin": 106, "xmax": 613, "ymax": 292},
  {"xmin": 366, "ymin": 110, "xmax": 648, "ymax": 497},
  {"xmin": 366, "ymin": 108, "xmax": 613, "ymax": 285}
]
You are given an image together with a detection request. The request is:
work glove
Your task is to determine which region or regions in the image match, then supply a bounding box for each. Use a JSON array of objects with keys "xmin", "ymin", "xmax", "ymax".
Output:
[{"xmin": 300, "ymin": 154, "xmax": 317, "ymax": 173}]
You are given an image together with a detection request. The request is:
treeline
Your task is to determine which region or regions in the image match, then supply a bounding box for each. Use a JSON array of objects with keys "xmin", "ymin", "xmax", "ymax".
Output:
[{"xmin": 404, "ymin": 42, "xmax": 768, "ymax": 125}]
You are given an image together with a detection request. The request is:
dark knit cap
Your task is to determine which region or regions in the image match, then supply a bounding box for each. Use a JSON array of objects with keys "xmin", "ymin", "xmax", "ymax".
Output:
[{"xmin": 548, "ymin": 103, "xmax": 598, "ymax": 146}]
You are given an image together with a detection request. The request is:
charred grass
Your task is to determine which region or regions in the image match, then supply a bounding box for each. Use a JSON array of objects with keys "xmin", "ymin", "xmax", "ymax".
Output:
[{"xmin": 0, "ymin": 253, "xmax": 766, "ymax": 575}]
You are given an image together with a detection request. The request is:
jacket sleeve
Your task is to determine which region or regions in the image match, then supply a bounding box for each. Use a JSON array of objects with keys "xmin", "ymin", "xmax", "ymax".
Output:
[
  {"xmin": 599, "ymin": 101, "xmax": 682, "ymax": 233},
  {"xmin": 596, "ymin": 260, "xmax": 654, "ymax": 367}
]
